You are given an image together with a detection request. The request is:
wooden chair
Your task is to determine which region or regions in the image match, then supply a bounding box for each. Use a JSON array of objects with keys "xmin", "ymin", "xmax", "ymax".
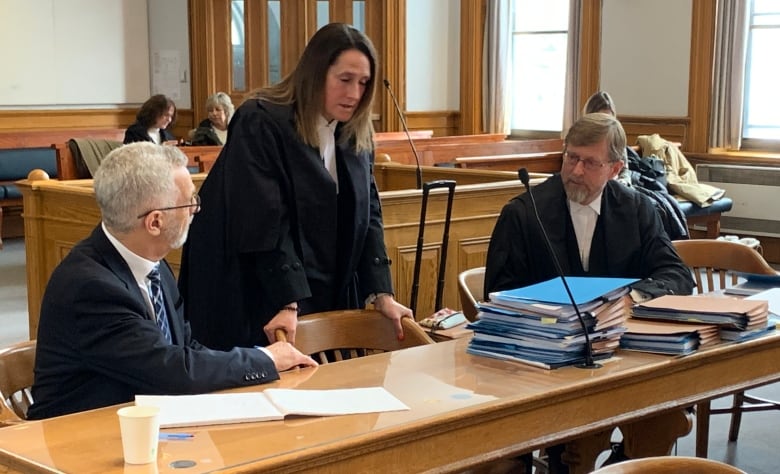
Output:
[
  {"xmin": 672, "ymin": 239, "xmax": 780, "ymax": 457},
  {"xmin": 591, "ymin": 456, "xmax": 745, "ymax": 474},
  {"xmin": 458, "ymin": 266, "xmax": 485, "ymax": 322},
  {"xmin": 0, "ymin": 340, "xmax": 36, "ymax": 425},
  {"xmin": 294, "ymin": 309, "xmax": 434, "ymax": 364}
]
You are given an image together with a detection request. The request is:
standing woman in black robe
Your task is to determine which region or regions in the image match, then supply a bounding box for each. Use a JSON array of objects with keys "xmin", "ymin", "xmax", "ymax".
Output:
[{"xmin": 179, "ymin": 23, "xmax": 412, "ymax": 349}]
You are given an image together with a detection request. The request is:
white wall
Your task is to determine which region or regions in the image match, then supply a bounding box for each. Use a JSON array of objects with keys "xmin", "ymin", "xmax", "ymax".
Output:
[
  {"xmin": 406, "ymin": 0, "xmax": 460, "ymax": 112},
  {"xmin": 600, "ymin": 0, "xmax": 691, "ymax": 116},
  {"xmin": 147, "ymin": 0, "xmax": 191, "ymax": 109},
  {"xmin": 0, "ymin": 0, "xmax": 151, "ymax": 108}
]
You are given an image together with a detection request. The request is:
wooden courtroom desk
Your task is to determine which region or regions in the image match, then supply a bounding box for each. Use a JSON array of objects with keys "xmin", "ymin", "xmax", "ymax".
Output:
[
  {"xmin": 18, "ymin": 172, "xmax": 536, "ymax": 337},
  {"xmin": 2, "ymin": 336, "xmax": 780, "ymax": 473}
]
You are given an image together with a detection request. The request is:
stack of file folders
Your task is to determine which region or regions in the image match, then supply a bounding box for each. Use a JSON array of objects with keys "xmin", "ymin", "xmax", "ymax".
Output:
[
  {"xmin": 621, "ymin": 318, "xmax": 720, "ymax": 355},
  {"xmin": 723, "ymin": 273, "xmax": 780, "ymax": 296},
  {"xmin": 631, "ymin": 294, "xmax": 771, "ymax": 344},
  {"xmin": 720, "ymin": 288, "xmax": 780, "ymax": 341},
  {"xmin": 467, "ymin": 276, "xmax": 637, "ymax": 369}
]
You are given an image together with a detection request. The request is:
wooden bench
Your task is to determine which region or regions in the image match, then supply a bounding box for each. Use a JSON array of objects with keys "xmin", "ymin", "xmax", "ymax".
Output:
[
  {"xmin": 54, "ymin": 142, "xmax": 223, "ymax": 179},
  {"xmin": 374, "ymin": 130, "xmax": 434, "ymax": 142},
  {"xmin": 454, "ymin": 151, "xmax": 564, "ymax": 174},
  {"xmin": 0, "ymin": 128, "xmax": 124, "ymax": 247},
  {"xmin": 375, "ymin": 133, "xmax": 512, "ymax": 166}
]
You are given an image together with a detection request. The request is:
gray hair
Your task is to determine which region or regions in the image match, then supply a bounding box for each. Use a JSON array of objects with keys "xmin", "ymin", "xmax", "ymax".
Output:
[
  {"xmin": 205, "ymin": 92, "xmax": 235, "ymax": 124},
  {"xmin": 94, "ymin": 142, "xmax": 188, "ymax": 233},
  {"xmin": 564, "ymin": 112, "xmax": 626, "ymax": 163}
]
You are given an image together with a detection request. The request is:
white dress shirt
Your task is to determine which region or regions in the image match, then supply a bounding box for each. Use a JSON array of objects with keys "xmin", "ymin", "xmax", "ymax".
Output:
[
  {"xmin": 567, "ymin": 196, "xmax": 601, "ymax": 271},
  {"xmin": 317, "ymin": 116, "xmax": 338, "ymax": 191}
]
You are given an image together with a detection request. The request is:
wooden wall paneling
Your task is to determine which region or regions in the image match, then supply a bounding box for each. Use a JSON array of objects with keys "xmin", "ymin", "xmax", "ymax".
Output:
[
  {"xmin": 280, "ymin": 0, "xmax": 316, "ymax": 77},
  {"xmin": 459, "ymin": 0, "xmax": 486, "ymax": 135},
  {"xmin": 378, "ymin": 0, "xmax": 406, "ymax": 133},
  {"xmin": 619, "ymin": 116, "xmax": 691, "ymax": 149},
  {"xmin": 329, "ymin": 0, "xmax": 353, "ymax": 24},
  {"xmin": 213, "ymin": 0, "xmax": 232, "ymax": 99},
  {"xmin": 244, "ymin": 0, "xmax": 269, "ymax": 91},
  {"xmin": 406, "ymin": 111, "xmax": 460, "ymax": 137},
  {"xmin": 0, "ymin": 110, "xmax": 138, "ymax": 132},
  {"xmin": 189, "ymin": 0, "xmax": 217, "ymax": 123},
  {"xmin": 578, "ymin": 0, "xmax": 601, "ymax": 108},
  {"xmin": 687, "ymin": 0, "xmax": 717, "ymax": 153},
  {"xmin": 393, "ymin": 243, "xmax": 442, "ymax": 318}
]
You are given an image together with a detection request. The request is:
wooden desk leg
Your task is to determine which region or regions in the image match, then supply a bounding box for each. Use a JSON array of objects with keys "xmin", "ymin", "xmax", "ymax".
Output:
[
  {"xmin": 696, "ymin": 401, "xmax": 711, "ymax": 458},
  {"xmin": 622, "ymin": 409, "xmax": 693, "ymax": 459},
  {"xmin": 562, "ymin": 429, "xmax": 613, "ymax": 474}
]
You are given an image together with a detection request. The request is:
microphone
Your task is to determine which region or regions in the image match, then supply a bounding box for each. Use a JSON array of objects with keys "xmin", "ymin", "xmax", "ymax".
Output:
[
  {"xmin": 517, "ymin": 168, "xmax": 601, "ymax": 369},
  {"xmin": 383, "ymin": 79, "xmax": 422, "ymax": 190}
]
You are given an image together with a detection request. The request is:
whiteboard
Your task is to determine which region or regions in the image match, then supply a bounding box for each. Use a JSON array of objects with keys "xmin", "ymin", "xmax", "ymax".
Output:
[{"xmin": 0, "ymin": 0, "xmax": 150, "ymax": 106}]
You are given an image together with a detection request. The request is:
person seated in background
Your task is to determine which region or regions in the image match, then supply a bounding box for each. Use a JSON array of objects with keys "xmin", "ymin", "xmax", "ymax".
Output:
[
  {"xmin": 584, "ymin": 90, "xmax": 688, "ymax": 240},
  {"xmin": 190, "ymin": 92, "xmax": 234, "ymax": 145},
  {"xmin": 27, "ymin": 142, "xmax": 316, "ymax": 420},
  {"xmin": 123, "ymin": 94, "xmax": 178, "ymax": 145},
  {"xmin": 583, "ymin": 91, "xmax": 633, "ymax": 187}
]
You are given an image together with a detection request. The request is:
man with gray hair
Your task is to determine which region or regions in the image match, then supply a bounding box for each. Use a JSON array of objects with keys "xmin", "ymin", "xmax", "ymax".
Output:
[
  {"xmin": 28, "ymin": 142, "xmax": 316, "ymax": 420},
  {"xmin": 485, "ymin": 112, "xmax": 693, "ymax": 303}
]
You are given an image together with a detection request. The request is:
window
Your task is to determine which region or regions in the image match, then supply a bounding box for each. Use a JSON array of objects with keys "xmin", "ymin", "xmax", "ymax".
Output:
[
  {"xmin": 509, "ymin": 0, "xmax": 570, "ymax": 134},
  {"xmin": 742, "ymin": 0, "xmax": 780, "ymax": 146}
]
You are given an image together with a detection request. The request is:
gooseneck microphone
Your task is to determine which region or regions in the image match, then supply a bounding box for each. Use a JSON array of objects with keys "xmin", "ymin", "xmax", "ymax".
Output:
[
  {"xmin": 517, "ymin": 168, "xmax": 601, "ymax": 369},
  {"xmin": 383, "ymin": 79, "xmax": 423, "ymax": 190}
]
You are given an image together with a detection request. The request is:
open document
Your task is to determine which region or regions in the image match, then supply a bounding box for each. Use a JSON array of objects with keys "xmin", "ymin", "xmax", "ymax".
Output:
[{"xmin": 136, "ymin": 387, "xmax": 410, "ymax": 428}]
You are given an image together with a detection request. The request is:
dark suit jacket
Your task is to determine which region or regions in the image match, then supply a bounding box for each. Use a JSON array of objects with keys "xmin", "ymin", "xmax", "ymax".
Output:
[
  {"xmin": 179, "ymin": 100, "xmax": 393, "ymax": 349},
  {"xmin": 484, "ymin": 174, "xmax": 694, "ymax": 299},
  {"xmin": 123, "ymin": 122, "xmax": 176, "ymax": 144},
  {"xmin": 28, "ymin": 226, "xmax": 278, "ymax": 420}
]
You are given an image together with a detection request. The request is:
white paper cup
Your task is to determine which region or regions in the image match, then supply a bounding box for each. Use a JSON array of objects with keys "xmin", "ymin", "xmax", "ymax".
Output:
[{"xmin": 117, "ymin": 405, "xmax": 160, "ymax": 464}]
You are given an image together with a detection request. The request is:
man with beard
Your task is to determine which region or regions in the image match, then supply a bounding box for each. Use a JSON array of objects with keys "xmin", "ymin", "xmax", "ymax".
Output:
[
  {"xmin": 28, "ymin": 142, "xmax": 316, "ymax": 420},
  {"xmin": 483, "ymin": 113, "xmax": 694, "ymax": 473},
  {"xmin": 484, "ymin": 112, "xmax": 693, "ymax": 301}
]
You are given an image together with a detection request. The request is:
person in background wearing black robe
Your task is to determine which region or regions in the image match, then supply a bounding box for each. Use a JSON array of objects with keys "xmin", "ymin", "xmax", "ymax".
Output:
[{"xmin": 179, "ymin": 23, "xmax": 412, "ymax": 350}]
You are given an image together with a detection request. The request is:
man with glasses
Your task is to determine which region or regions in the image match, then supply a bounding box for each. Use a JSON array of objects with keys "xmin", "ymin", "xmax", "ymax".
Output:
[
  {"xmin": 485, "ymin": 112, "xmax": 693, "ymax": 304},
  {"xmin": 28, "ymin": 142, "xmax": 316, "ymax": 420},
  {"xmin": 484, "ymin": 113, "xmax": 694, "ymax": 473}
]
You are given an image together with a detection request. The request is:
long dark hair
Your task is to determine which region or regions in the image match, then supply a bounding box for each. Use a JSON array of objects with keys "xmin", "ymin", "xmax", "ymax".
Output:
[
  {"xmin": 136, "ymin": 94, "xmax": 177, "ymax": 129},
  {"xmin": 252, "ymin": 23, "xmax": 377, "ymax": 152}
]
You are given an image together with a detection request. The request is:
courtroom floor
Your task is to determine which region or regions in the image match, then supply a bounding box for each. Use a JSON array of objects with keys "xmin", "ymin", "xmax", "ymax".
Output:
[{"xmin": 1, "ymin": 237, "xmax": 778, "ymax": 473}]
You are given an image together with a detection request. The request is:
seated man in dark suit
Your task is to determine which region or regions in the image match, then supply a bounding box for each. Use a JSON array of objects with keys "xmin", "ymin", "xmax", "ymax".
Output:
[
  {"xmin": 485, "ymin": 112, "xmax": 694, "ymax": 301},
  {"xmin": 484, "ymin": 113, "xmax": 695, "ymax": 473},
  {"xmin": 28, "ymin": 142, "xmax": 317, "ymax": 420}
]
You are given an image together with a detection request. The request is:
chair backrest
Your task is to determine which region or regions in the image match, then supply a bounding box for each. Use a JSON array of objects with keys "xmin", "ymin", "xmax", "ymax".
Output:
[
  {"xmin": 592, "ymin": 456, "xmax": 746, "ymax": 473},
  {"xmin": 458, "ymin": 267, "xmax": 485, "ymax": 321},
  {"xmin": 0, "ymin": 340, "xmax": 36, "ymax": 425},
  {"xmin": 672, "ymin": 239, "xmax": 777, "ymax": 294},
  {"xmin": 294, "ymin": 310, "xmax": 434, "ymax": 364}
]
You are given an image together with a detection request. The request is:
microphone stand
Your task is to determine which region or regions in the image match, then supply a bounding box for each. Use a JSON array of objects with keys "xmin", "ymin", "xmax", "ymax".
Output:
[
  {"xmin": 383, "ymin": 79, "xmax": 422, "ymax": 190},
  {"xmin": 518, "ymin": 168, "xmax": 601, "ymax": 369}
]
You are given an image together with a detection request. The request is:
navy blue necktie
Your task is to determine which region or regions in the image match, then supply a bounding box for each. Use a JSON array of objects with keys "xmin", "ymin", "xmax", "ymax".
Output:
[{"xmin": 147, "ymin": 266, "xmax": 172, "ymax": 344}]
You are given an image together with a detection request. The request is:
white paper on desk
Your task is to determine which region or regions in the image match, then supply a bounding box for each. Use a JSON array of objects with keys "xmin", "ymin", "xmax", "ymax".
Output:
[
  {"xmin": 136, "ymin": 387, "xmax": 409, "ymax": 428},
  {"xmin": 746, "ymin": 288, "xmax": 780, "ymax": 317}
]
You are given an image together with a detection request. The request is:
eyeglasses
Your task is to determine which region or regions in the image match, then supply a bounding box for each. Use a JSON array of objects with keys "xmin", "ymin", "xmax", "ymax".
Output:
[
  {"xmin": 137, "ymin": 194, "xmax": 201, "ymax": 219},
  {"xmin": 563, "ymin": 151, "xmax": 612, "ymax": 172}
]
